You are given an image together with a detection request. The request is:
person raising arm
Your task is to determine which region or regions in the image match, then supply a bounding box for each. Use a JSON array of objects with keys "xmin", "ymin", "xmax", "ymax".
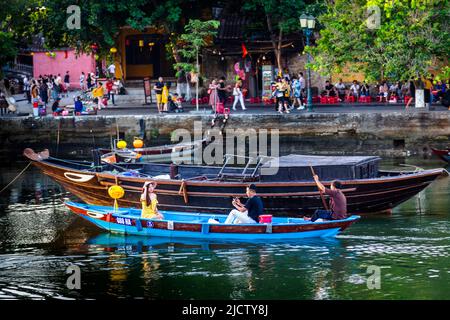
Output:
[
  {"xmin": 305, "ymin": 175, "xmax": 348, "ymax": 222},
  {"xmin": 140, "ymin": 181, "xmax": 164, "ymax": 220}
]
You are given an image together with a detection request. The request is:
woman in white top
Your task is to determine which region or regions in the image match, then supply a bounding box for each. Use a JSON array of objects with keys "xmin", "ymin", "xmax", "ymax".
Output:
[{"xmin": 232, "ymin": 80, "xmax": 246, "ymax": 111}]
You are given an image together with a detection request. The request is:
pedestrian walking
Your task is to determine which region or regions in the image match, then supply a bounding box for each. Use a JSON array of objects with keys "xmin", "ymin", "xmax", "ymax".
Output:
[
  {"xmin": 92, "ymin": 82, "xmax": 105, "ymax": 110},
  {"xmin": 154, "ymin": 77, "xmax": 164, "ymax": 113},
  {"xmin": 208, "ymin": 79, "xmax": 219, "ymax": 113},
  {"xmin": 80, "ymin": 72, "xmax": 85, "ymax": 91},
  {"xmin": 232, "ymin": 80, "xmax": 246, "ymax": 111}
]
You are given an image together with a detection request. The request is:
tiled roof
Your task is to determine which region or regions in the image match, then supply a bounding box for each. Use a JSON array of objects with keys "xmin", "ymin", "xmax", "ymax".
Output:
[{"xmin": 217, "ymin": 16, "xmax": 248, "ymax": 40}]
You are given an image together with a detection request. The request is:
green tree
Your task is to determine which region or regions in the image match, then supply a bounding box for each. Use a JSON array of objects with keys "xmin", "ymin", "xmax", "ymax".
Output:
[
  {"xmin": 309, "ymin": 0, "xmax": 450, "ymax": 81},
  {"xmin": 0, "ymin": 0, "xmax": 45, "ymax": 98},
  {"xmin": 174, "ymin": 19, "xmax": 220, "ymax": 111}
]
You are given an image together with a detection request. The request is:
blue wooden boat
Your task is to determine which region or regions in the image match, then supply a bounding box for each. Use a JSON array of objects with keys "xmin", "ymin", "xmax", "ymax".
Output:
[{"xmin": 65, "ymin": 201, "xmax": 360, "ymax": 241}]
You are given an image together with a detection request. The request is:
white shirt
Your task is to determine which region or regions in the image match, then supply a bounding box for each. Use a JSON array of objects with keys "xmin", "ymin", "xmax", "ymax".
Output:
[
  {"xmin": 108, "ymin": 64, "xmax": 116, "ymax": 74},
  {"xmin": 299, "ymin": 77, "xmax": 305, "ymax": 89},
  {"xmin": 80, "ymin": 74, "xmax": 85, "ymax": 82},
  {"xmin": 350, "ymin": 84, "xmax": 360, "ymax": 94}
]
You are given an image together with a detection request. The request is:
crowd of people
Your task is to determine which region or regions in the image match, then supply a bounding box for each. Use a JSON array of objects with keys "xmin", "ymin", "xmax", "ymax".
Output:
[
  {"xmin": 320, "ymin": 76, "xmax": 449, "ymax": 109},
  {"xmin": 20, "ymin": 67, "xmax": 124, "ymax": 116}
]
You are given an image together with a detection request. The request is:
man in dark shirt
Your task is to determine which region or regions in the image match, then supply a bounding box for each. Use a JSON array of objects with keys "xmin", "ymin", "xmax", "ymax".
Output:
[
  {"xmin": 217, "ymin": 76, "xmax": 227, "ymax": 103},
  {"xmin": 324, "ymin": 80, "xmax": 337, "ymax": 97},
  {"xmin": 224, "ymin": 184, "xmax": 263, "ymax": 224},
  {"xmin": 306, "ymin": 175, "xmax": 348, "ymax": 221}
]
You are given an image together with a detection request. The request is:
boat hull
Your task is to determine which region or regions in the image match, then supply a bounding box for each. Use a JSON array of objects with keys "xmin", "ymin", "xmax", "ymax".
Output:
[
  {"xmin": 65, "ymin": 202, "xmax": 360, "ymax": 240},
  {"xmin": 431, "ymin": 147, "xmax": 450, "ymax": 163}
]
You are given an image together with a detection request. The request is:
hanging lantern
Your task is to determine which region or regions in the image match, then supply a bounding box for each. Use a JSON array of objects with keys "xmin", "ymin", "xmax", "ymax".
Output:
[
  {"xmin": 108, "ymin": 185, "xmax": 125, "ymax": 211},
  {"xmin": 50, "ymin": 52, "xmax": 56, "ymax": 58},
  {"xmin": 45, "ymin": 52, "xmax": 51, "ymax": 57},
  {"xmin": 110, "ymin": 47, "xmax": 117, "ymax": 54},
  {"xmin": 91, "ymin": 43, "xmax": 98, "ymax": 51},
  {"xmin": 30, "ymin": 52, "xmax": 34, "ymax": 56},
  {"xmin": 148, "ymin": 42, "xmax": 155, "ymax": 47},
  {"xmin": 94, "ymin": 54, "xmax": 99, "ymax": 61},
  {"xmin": 133, "ymin": 137, "xmax": 144, "ymax": 148},
  {"xmin": 64, "ymin": 50, "xmax": 68, "ymax": 59},
  {"xmin": 139, "ymin": 40, "xmax": 144, "ymax": 47},
  {"xmin": 116, "ymin": 140, "xmax": 127, "ymax": 149}
]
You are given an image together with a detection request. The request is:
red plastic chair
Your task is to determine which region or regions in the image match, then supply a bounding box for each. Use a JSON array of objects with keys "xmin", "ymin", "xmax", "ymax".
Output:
[
  {"xmin": 346, "ymin": 95, "xmax": 356, "ymax": 103},
  {"xmin": 320, "ymin": 96, "xmax": 328, "ymax": 104},
  {"xmin": 327, "ymin": 96, "xmax": 338, "ymax": 104}
]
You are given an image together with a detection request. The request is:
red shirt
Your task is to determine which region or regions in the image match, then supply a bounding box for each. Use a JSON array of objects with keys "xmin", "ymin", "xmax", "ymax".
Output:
[
  {"xmin": 325, "ymin": 188, "xmax": 347, "ymax": 219},
  {"xmin": 106, "ymin": 82, "xmax": 113, "ymax": 92}
]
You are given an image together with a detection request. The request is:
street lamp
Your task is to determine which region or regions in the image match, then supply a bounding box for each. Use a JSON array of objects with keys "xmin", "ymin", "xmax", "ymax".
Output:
[{"xmin": 299, "ymin": 14, "xmax": 315, "ymax": 112}]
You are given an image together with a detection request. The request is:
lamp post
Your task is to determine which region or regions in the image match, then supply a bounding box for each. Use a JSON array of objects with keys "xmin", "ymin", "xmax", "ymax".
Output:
[{"xmin": 299, "ymin": 14, "xmax": 316, "ymax": 112}]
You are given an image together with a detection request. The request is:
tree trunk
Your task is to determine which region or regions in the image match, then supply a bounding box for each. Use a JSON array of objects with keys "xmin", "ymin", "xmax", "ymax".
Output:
[
  {"xmin": 266, "ymin": 14, "xmax": 283, "ymax": 73},
  {"xmin": 196, "ymin": 49, "xmax": 200, "ymax": 111}
]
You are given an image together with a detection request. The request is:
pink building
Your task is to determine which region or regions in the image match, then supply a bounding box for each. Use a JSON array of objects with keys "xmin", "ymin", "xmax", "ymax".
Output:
[{"xmin": 33, "ymin": 49, "xmax": 96, "ymax": 89}]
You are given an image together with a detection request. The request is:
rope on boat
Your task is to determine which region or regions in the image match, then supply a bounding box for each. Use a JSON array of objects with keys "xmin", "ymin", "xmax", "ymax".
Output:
[
  {"xmin": 0, "ymin": 162, "xmax": 32, "ymax": 194},
  {"xmin": 178, "ymin": 180, "xmax": 189, "ymax": 204}
]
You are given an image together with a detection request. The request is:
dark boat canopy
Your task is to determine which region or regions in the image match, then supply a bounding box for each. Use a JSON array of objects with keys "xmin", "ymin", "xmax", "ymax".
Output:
[{"xmin": 261, "ymin": 154, "xmax": 381, "ymax": 181}]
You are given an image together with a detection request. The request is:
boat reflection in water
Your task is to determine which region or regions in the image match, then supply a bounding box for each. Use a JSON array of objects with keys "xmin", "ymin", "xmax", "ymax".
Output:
[{"xmin": 85, "ymin": 233, "xmax": 345, "ymax": 299}]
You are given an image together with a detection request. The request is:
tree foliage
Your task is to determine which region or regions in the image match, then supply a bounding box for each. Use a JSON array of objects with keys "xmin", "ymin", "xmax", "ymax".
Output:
[
  {"xmin": 309, "ymin": 0, "xmax": 450, "ymax": 81},
  {"xmin": 0, "ymin": 0, "xmax": 45, "ymax": 77}
]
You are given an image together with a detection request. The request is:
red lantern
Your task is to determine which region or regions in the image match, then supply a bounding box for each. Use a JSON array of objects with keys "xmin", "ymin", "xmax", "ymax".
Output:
[
  {"xmin": 91, "ymin": 43, "xmax": 98, "ymax": 51},
  {"xmin": 64, "ymin": 50, "xmax": 68, "ymax": 59},
  {"xmin": 125, "ymin": 39, "xmax": 130, "ymax": 46}
]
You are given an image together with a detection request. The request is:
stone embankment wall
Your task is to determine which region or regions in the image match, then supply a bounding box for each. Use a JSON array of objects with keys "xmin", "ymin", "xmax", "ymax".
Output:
[{"xmin": 0, "ymin": 112, "xmax": 449, "ymax": 161}]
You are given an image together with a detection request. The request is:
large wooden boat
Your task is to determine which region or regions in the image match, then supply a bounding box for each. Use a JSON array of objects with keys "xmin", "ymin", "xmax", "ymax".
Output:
[
  {"xmin": 65, "ymin": 202, "xmax": 360, "ymax": 240},
  {"xmin": 24, "ymin": 148, "xmax": 446, "ymax": 216},
  {"xmin": 430, "ymin": 147, "xmax": 450, "ymax": 163}
]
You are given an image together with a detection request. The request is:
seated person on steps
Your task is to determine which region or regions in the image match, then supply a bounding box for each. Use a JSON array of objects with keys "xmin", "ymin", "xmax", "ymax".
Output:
[
  {"xmin": 140, "ymin": 181, "xmax": 164, "ymax": 220},
  {"xmin": 305, "ymin": 176, "xmax": 348, "ymax": 222},
  {"xmin": 224, "ymin": 184, "xmax": 263, "ymax": 224}
]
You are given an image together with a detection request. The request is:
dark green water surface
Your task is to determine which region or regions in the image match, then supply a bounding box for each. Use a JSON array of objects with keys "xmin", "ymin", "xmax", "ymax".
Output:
[{"xmin": 0, "ymin": 157, "xmax": 449, "ymax": 300}]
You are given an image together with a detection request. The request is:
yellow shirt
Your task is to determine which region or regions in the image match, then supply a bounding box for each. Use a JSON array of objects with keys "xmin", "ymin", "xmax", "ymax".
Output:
[
  {"xmin": 92, "ymin": 86, "xmax": 104, "ymax": 98},
  {"xmin": 161, "ymin": 86, "xmax": 169, "ymax": 104},
  {"xmin": 141, "ymin": 198, "xmax": 158, "ymax": 219}
]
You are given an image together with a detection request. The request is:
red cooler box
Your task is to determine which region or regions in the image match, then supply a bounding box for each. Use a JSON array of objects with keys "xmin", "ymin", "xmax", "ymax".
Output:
[{"xmin": 259, "ymin": 215, "xmax": 273, "ymax": 224}]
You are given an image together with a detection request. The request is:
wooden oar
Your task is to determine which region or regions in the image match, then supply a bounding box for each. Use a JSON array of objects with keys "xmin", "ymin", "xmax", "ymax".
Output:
[{"xmin": 310, "ymin": 165, "xmax": 330, "ymax": 211}]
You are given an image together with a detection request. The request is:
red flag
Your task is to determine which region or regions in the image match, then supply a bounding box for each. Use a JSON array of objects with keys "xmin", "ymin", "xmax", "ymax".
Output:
[{"xmin": 242, "ymin": 43, "xmax": 248, "ymax": 58}]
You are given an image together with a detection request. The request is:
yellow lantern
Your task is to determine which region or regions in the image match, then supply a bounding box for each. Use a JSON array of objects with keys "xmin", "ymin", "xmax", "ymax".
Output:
[
  {"xmin": 108, "ymin": 185, "xmax": 125, "ymax": 211},
  {"xmin": 133, "ymin": 137, "xmax": 144, "ymax": 148},
  {"xmin": 110, "ymin": 47, "xmax": 117, "ymax": 54},
  {"xmin": 139, "ymin": 40, "xmax": 144, "ymax": 47},
  {"xmin": 94, "ymin": 54, "xmax": 99, "ymax": 60},
  {"xmin": 117, "ymin": 140, "xmax": 127, "ymax": 149},
  {"xmin": 108, "ymin": 185, "xmax": 125, "ymax": 199}
]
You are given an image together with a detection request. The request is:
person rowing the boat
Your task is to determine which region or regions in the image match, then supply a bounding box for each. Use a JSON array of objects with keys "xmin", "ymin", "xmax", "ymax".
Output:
[
  {"xmin": 305, "ymin": 176, "xmax": 347, "ymax": 222},
  {"xmin": 140, "ymin": 181, "xmax": 164, "ymax": 220},
  {"xmin": 224, "ymin": 184, "xmax": 263, "ymax": 224}
]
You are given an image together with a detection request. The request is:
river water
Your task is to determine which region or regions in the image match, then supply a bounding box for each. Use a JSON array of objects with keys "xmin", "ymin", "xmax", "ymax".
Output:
[{"xmin": 0, "ymin": 157, "xmax": 449, "ymax": 300}]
